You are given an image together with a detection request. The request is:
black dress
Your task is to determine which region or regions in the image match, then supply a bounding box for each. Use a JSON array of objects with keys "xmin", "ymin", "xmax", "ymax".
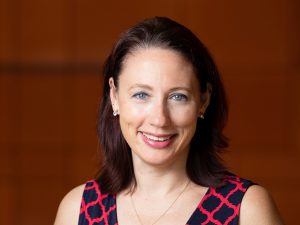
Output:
[{"xmin": 79, "ymin": 175, "xmax": 253, "ymax": 225}]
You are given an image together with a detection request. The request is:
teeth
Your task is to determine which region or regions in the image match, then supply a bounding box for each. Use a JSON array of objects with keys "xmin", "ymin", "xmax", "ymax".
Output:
[{"xmin": 142, "ymin": 133, "xmax": 171, "ymax": 142}]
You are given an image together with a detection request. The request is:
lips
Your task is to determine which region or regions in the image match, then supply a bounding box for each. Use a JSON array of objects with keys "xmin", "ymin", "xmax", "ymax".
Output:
[
  {"xmin": 140, "ymin": 132, "xmax": 176, "ymax": 149},
  {"xmin": 142, "ymin": 133, "xmax": 172, "ymax": 141}
]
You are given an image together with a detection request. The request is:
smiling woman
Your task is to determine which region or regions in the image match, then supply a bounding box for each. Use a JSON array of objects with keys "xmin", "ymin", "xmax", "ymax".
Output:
[
  {"xmin": 109, "ymin": 48, "xmax": 204, "ymax": 168},
  {"xmin": 54, "ymin": 17, "xmax": 284, "ymax": 225}
]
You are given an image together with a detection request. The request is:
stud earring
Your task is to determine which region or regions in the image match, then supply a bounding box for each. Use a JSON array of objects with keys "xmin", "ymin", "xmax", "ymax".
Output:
[
  {"xmin": 199, "ymin": 114, "xmax": 204, "ymax": 119},
  {"xmin": 113, "ymin": 111, "xmax": 119, "ymax": 116}
]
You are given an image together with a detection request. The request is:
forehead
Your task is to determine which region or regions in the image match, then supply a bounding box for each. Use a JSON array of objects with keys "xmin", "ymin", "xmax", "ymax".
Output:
[{"xmin": 119, "ymin": 47, "xmax": 199, "ymax": 89}]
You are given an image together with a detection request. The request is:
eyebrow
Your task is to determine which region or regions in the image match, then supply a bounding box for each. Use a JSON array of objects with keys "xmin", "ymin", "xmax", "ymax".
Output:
[
  {"xmin": 128, "ymin": 84, "xmax": 192, "ymax": 93},
  {"xmin": 128, "ymin": 84, "xmax": 153, "ymax": 91},
  {"xmin": 169, "ymin": 87, "xmax": 192, "ymax": 93}
]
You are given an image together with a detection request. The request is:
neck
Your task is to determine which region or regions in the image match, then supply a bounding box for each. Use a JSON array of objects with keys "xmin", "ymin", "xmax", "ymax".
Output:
[{"xmin": 131, "ymin": 153, "xmax": 189, "ymax": 197}]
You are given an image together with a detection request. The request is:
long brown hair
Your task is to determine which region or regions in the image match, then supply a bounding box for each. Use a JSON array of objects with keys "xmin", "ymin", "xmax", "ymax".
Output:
[{"xmin": 97, "ymin": 17, "xmax": 229, "ymax": 194}]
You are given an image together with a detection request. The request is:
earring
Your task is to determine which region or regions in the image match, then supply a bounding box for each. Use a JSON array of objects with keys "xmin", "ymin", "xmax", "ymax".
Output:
[
  {"xmin": 113, "ymin": 110, "xmax": 119, "ymax": 116},
  {"xmin": 199, "ymin": 114, "xmax": 204, "ymax": 119}
]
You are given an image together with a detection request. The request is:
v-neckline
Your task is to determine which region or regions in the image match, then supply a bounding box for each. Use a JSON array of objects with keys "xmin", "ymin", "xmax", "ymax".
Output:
[{"xmin": 114, "ymin": 186, "xmax": 211, "ymax": 225}]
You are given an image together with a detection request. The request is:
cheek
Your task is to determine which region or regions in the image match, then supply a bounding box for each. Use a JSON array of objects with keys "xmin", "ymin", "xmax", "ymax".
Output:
[
  {"xmin": 118, "ymin": 99, "xmax": 147, "ymax": 127},
  {"xmin": 169, "ymin": 105, "xmax": 199, "ymax": 127},
  {"xmin": 118, "ymin": 95, "xmax": 155, "ymax": 121}
]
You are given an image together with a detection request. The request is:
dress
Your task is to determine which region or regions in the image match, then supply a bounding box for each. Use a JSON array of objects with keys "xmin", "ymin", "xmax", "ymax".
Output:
[{"xmin": 79, "ymin": 175, "xmax": 253, "ymax": 225}]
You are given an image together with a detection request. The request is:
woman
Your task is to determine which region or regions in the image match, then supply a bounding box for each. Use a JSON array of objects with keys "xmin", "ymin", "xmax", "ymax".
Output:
[{"xmin": 54, "ymin": 17, "xmax": 283, "ymax": 225}]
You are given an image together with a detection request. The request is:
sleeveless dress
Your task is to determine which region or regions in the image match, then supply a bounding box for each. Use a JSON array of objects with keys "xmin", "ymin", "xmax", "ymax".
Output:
[{"xmin": 79, "ymin": 175, "xmax": 253, "ymax": 225}]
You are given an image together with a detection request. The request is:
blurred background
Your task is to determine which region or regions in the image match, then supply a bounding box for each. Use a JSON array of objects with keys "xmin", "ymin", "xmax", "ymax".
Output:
[{"xmin": 0, "ymin": 0, "xmax": 299, "ymax": 224}]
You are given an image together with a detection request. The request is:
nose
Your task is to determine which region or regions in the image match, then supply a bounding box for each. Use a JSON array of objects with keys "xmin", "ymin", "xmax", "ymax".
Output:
[{"xmin": 149, "ymin": 99, "xmax": 170, "ymax": 128}]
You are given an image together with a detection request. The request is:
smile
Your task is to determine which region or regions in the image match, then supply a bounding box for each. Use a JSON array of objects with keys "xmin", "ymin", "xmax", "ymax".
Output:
[
  {"xmin": 142, "ymin": 133, "xmax": 172, "ymax": 142},
  {"xmin": 140, "ymin": 132, "xmax": 176, "ymax": 149}
]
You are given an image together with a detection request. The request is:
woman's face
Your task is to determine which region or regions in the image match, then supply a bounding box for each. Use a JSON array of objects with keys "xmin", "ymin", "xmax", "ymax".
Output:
[{"xmin": 110, "ymin": 48, "xmax": 210, "ymax": 167}]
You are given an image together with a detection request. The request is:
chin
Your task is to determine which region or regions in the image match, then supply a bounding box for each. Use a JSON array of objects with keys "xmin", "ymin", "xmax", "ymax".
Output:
[{"xmin": 134, "ymin": 148, "xmax": 186, "ymax": 168}]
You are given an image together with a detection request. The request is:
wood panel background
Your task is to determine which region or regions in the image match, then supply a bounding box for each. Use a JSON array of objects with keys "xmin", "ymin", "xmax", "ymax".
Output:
[{"xmin": 0, "ymin": 0, "xmax": 299, "ymax": 224}]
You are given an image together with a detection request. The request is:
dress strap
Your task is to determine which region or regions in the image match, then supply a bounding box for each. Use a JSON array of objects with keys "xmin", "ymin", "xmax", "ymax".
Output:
[
  {"xmin": 78, "ymin": 180, "xmax": 117, "ymax": 225},
  {"xmin": 186, "ymin": 175, "xmax": 254, "ymax": 225}
]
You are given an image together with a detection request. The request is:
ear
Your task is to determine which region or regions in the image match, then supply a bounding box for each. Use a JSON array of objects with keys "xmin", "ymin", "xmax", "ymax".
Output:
[
  {"xmin": 109, "ymin": 77, "xmax": 119, "ymax": 112},
  {"xmin": 199, "ymin": 83, "xmax": 212, "ymax": 116}
]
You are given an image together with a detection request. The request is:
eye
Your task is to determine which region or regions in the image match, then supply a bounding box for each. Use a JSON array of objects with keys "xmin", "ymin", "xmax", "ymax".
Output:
[
  {"xmin": 170, "ymin": 93, "xmax": 188, "ymax": 102},
  {"xmin": 132, "ymin": 91, "xmax": 149, "ymax": 100}
]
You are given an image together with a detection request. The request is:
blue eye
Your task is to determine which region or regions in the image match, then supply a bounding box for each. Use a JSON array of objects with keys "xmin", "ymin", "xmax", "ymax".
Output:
[
  {"xmin": 170, "ymin": 94, "xmax": 188, "ymax": 101},
  {"xmin": 132, "ymin": 92, "xmax": 148, "ymax": 100}
]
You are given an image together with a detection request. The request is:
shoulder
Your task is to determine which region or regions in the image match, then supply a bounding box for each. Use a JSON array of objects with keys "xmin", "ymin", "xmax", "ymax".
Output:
[
  {"xmin": 240, "ymin": 185, "xmax": 284, "ymax": 225},
  {"xmin": 53, "ymin": 184, "xmax": 86, "ymax": 225}
]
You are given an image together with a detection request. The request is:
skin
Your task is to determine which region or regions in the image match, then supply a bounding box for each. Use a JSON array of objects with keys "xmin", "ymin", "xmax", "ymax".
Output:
[
  {"xmin": 109, "ymin": 47, "xmax": 209, "ymax": 169},
  {"xmin": 53, "ymin": 47, "xmax": 284, "ymax": 225},
  {"xmin": 53, "ymin": 184, "xmax": 84, "ymax": 225},
  {"xmin": 239, "ymin": 185, "xmax": 284, "ymax": 224}
]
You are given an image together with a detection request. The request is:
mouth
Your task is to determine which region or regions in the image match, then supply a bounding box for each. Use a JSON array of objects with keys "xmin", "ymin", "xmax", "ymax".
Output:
[
  {"xmin": 142, "ymin": 132, "xmax": 173, "ymax": 141},
  {"xmin": 139, "ymin": 131, "xmax": 176, "ymax": 149}
]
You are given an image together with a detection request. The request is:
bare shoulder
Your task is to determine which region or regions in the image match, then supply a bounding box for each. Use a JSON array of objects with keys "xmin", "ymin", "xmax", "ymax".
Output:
[
  {"xmin": 53, "ymin": 184, "xmax": 85, "ymax": 225},
  {"xmin": 240, "ymin": 185, "xmax": 284, "ymax": 225}
]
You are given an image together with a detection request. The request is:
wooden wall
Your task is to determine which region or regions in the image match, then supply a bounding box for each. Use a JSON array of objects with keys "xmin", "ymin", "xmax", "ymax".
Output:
[{"xmin": 0, "ymin": 0, "xmax": 299, "ymax": 224}]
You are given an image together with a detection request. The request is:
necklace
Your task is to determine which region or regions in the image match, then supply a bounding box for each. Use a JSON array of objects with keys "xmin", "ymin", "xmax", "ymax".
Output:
[{"xmin": 130, "ymin": 180, "xmax": 190, "ymax": 225}]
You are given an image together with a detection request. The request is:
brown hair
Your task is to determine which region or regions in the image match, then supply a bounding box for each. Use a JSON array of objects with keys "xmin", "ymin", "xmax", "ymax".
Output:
[{"xmin": 97, "ymin": 17, "xmax": 229, "ymax": 194}]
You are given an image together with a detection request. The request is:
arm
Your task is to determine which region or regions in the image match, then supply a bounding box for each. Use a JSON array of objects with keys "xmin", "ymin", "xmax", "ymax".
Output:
[
  {"xmin": 53, "ymin": 184, "xmax": 85, "ymax": 225},
  {"xmin": 239, "ymin": 185, "xmax": 284, "ymax": 225}
]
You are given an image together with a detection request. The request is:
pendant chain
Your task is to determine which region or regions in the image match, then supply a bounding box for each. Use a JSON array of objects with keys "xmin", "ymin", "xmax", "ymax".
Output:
[{"xmin": 130, "ymin": 180, "xmax": 190, "ymax": 225}]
